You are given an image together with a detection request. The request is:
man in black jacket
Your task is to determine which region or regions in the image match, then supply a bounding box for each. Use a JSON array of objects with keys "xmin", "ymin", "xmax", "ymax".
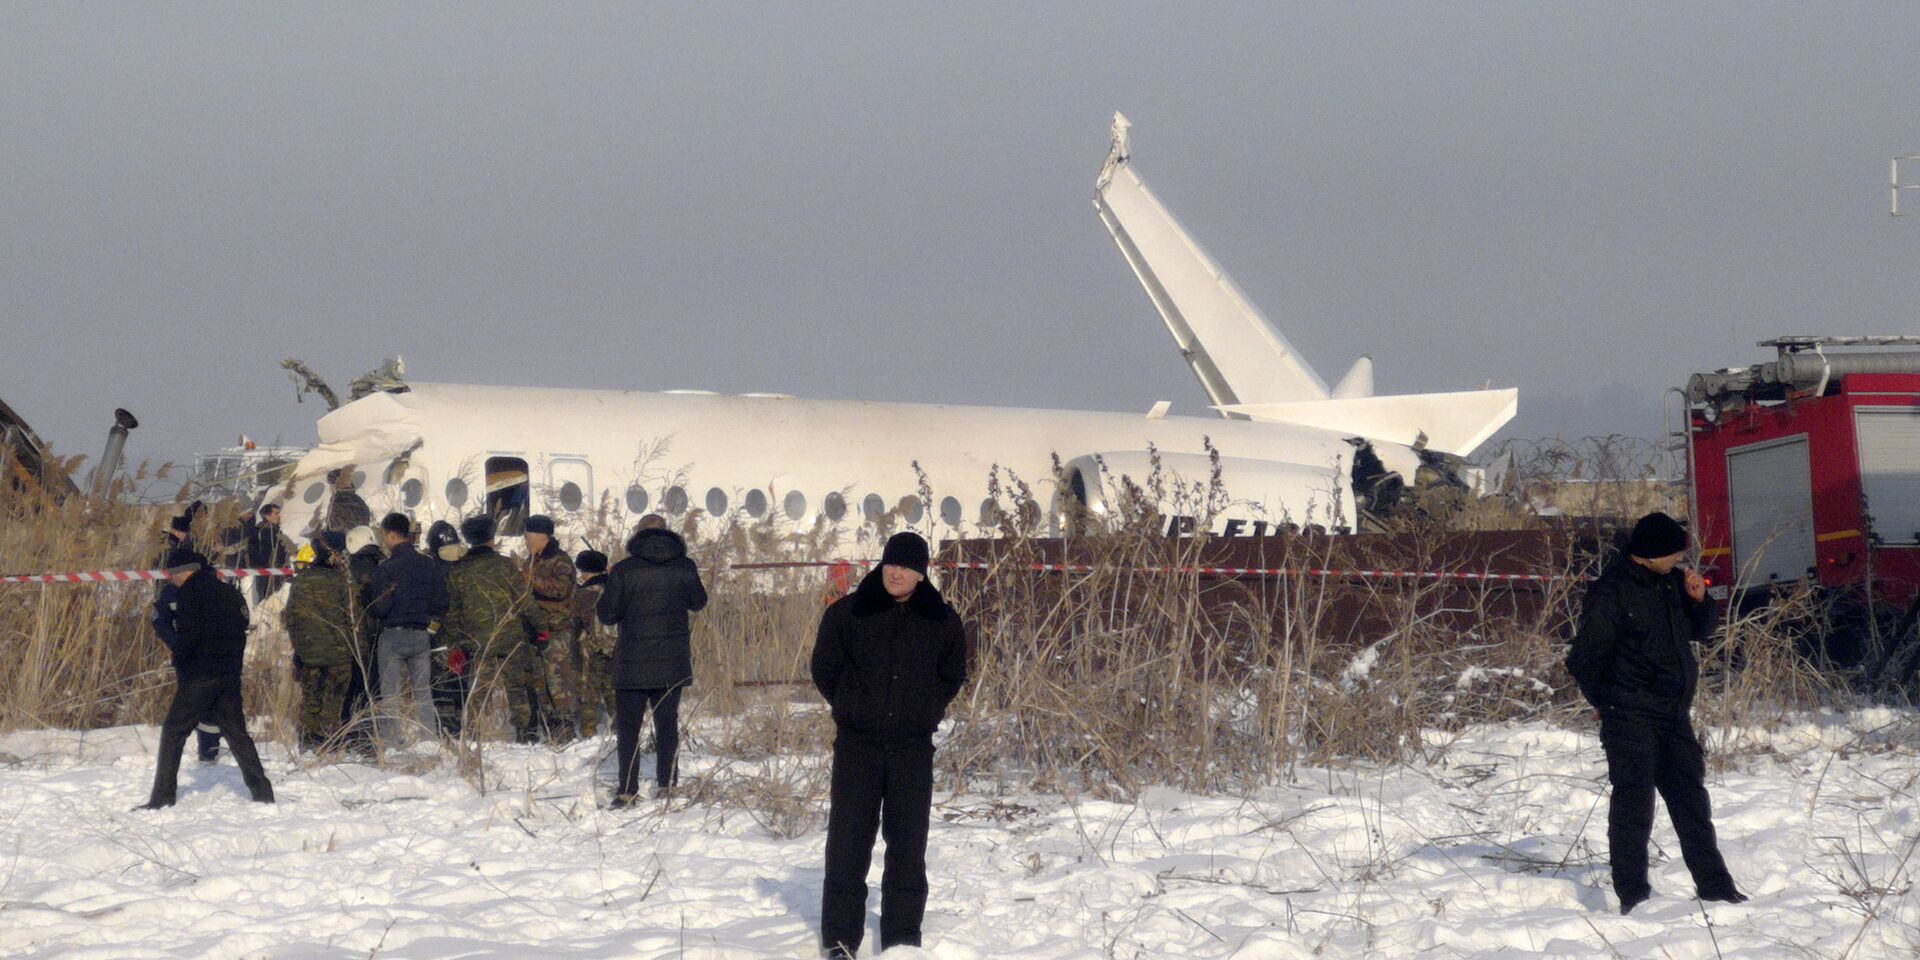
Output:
[
  {"xmin": 220, "ymin": 502, "xmax": 295, "ymax": 602},
  {"xmin": 1567, "ymin": 512, "xmax": 1746, "ymax": 914},
  {"xmin": 596, "ymin": 515, "xmax": 708, "ymax": 804},
  {"xmin": 141, "ymin": 548, "xmax": 274, "ymax": 809},
  {"xmin": 810, "ymin": 532, "xmax": 969, "ymax": 958},
  {"xmin": 369, "ymin": 513, "xmax": 450, "ymax": 744},
  {"xmin": 152, "ymin": 512, "xmax": 222, "ymax": 764}
]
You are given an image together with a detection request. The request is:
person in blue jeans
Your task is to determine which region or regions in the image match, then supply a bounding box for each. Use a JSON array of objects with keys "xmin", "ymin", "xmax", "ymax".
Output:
[{"xmin": 368, "ymin": 513, "xmax": 450, "ymax": 745}]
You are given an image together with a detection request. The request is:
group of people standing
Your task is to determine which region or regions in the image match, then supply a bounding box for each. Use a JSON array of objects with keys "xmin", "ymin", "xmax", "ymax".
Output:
[
  {"xmin": 139, "ymin": 490, "xmax": 1742, "ymax": 956},
  {"xmin": 143, "ymin": 493, "xmax": 971, "ymax": 957},
  {"xmin": 279, "ymin": 509, "xmax": 709, "ymax": 802}
]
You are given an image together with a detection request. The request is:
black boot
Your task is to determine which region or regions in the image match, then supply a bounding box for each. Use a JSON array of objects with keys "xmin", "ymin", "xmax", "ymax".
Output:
[
  {"xmin": 1699, "ymin": 886, "xmax": 1748, "ymax": 904},
  {"xmin": 1619, "ymin": 887, "xmax": 1652, "ymax": 915}
]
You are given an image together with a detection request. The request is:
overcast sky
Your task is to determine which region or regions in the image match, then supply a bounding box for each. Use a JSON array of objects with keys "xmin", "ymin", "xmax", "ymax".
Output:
[{"xmin": 4, "ymin": 3, "xmax": 1918, "ymax": 478}]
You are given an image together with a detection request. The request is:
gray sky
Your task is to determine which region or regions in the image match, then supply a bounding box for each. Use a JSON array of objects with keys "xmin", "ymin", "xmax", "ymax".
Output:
[{"xmin": 4, "ymin": 3, "xmax": 1918, "ymax": 479}]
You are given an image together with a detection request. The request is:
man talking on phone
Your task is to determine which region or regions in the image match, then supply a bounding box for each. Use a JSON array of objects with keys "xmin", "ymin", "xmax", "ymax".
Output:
[{"xmin": 1567, "ymin": 511, "xmax": 1748, "ymax": 914}]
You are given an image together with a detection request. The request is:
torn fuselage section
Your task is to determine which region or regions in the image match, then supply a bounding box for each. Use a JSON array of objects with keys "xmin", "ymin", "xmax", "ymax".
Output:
[{"xmin": 1347, "ymin": 437, "xmax": 1472, "ymax": 530}]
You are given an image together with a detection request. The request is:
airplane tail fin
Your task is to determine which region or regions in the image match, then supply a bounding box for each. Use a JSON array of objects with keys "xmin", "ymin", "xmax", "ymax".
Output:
[{"xmin": 1094, "ymin": 113, "xmax": 1330, "ymax": 411}]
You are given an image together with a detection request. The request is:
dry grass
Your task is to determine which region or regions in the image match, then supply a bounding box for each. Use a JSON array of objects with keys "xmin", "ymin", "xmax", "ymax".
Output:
[{"xmin": 0, "ymin": 440, "xmax": 1869, "ymax": 805}]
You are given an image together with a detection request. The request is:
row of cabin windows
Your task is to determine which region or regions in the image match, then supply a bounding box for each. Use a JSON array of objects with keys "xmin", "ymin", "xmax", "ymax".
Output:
[{"xmin": 306, "ymin": 456, "xmax": 1026, "ymax": 529}]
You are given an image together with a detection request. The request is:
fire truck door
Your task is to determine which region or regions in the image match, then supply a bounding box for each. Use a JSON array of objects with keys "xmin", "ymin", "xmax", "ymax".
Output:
[
  {"xmin": 1727, "ymin": 436, "xmax": 1817, "ymax": 585},
  {"xmin": 1857, "ymin": 408, "xmax": 1920, "ymax": 545}
]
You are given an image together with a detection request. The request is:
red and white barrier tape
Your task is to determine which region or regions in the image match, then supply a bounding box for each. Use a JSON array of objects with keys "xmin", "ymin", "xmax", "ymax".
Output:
[
  {"xmin": 0, "ymin": 567, "xmax": 294, "ymax": 585},
  {"xmin": 735, "ymin": 559, "xmax": 1591, "ymax": 583},
  {"xmin": 4, "ymin": 560, "xmax": 1587, "ymax": 586}
]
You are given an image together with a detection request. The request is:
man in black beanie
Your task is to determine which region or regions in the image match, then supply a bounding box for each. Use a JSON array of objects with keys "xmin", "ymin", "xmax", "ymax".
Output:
[
  {"xmin": 570, "ymin": 549, "xmax": 613, "ymax": 736},
  {"xmin": 141, "ymin": 548, "xmax": 274, "ymax": 809},
  {"xmin": 152, "ymin": 510, "xmax": 223, "ymax": 764},
  {"xmin": 1568, "ymin": 511, "xmax": 1746, "ymax": 914},
  {"xmin": 810, "ymin": 532, "xmax": 968, "ymax": 958}
]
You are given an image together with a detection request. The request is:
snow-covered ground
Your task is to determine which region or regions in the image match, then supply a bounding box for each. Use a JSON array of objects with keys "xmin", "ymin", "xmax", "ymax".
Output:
[{"xmin": 4, "ymin": 712, "xmax": 1919, "ymax": 959}]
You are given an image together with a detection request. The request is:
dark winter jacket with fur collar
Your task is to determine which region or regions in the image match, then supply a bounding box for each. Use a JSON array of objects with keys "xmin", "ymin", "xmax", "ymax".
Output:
[{"xmin": 811, "ymin": 570, "xmax": 969, "ymax": 743}]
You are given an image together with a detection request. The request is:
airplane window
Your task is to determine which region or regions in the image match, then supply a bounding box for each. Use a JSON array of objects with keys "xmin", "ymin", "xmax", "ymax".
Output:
[
  {"xmin": 706, "ymin": 488, "xmax": 729, "ymax": 515},
  {"xmin": 823, "ymin": 492, "xmax": 847, "ymax": 522},
  {"xmin": 940, "ymin": 496, "xmax": 962, "ymax": 526},
  {"xmin": 1019, "ymin": 501, "xmax": 1042, "ymax": 528},
  {"xmin": 663, "ymin": 486, "xmax": 688, "ymax": 515},
  {"xmin": 979, "ymin": 499, "xmax": 997, "ymax": 526},
  {"xmin": 899, "ymin": 495, "xmax": 924, "ymax": 524},
  {"xmin": 744, "ymin": 489, "xmax": 768, "ymax": 518},
  {"xmin": 303, "ymin": 482, "xmax": 325, "ymax": 504},
  {"xmin": 784, "ymin": 490, "xmax": 807, "ymax": 521},
  {"xmin": 559, "ymin": 481, "xmax": 584, "ymax": 512},
  {"xmin": 445, "ymin": 478, "xmax": 469, "ymax": 508},
  {"xmin": 626, "ymin": 484, "xmax": 648, "ymax": 514},
  {"xmin": 863, "ymin": 494, "xmax": 886, "ymax": 521},
  {"xmin": 401, "ymin": 478, "xmax": 424, "ymax": 508}
]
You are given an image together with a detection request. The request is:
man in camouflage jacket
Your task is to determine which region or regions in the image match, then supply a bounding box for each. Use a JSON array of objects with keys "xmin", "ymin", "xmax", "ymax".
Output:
[
  {"xmin": 283, "ymin": 531, "xmax": 357, "ymax": 750},
  {"xmin": 570, "ymin": 549, "xmax": 612, "ymax": 736},
  {"xmin": 443, "ymin": 515, "xmax": 542, "ymax": 741},
  {"xmin": 523, "ymin": 515, "xmax": 579, "ymax": 741}
]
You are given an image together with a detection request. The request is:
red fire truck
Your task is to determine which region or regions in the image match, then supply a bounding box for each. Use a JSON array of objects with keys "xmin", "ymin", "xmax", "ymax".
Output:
[{"xmin": 1684, "ymin": 336, "xmax": 1920, "ymax": 659}]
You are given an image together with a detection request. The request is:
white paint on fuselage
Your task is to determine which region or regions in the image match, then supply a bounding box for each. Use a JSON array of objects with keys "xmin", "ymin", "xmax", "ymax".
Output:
[{"xmin": 275, "ymin": 381, "xmax": 1370, "ymax": 548}]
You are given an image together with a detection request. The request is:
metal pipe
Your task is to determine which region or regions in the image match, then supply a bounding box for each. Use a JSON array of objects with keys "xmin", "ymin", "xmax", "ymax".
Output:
[
  {"xmin": 1767, "ymin": 351, "xmax": 1920, "ymax": 389},
  {"xmin": 93, "ymin": 408, "xmax": 138, "ymax": 497}
]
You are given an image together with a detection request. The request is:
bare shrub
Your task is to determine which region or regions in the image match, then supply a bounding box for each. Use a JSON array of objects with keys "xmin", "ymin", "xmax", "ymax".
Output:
[{"xmin": 0, "ymin": 435, "xmax": 1866, "ymax": 805}]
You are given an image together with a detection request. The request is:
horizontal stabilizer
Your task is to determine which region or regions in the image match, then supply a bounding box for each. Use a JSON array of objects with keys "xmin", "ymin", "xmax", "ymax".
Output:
[{"xmin": 1216, "ymin": 388, "xmax": 1518, "ymax": 456}]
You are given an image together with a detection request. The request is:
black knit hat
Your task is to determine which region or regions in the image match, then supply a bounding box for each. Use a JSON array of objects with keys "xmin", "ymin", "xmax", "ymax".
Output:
[
  {"xmin": 879, "ymin": 532, "xmax": 931, "ymax": 577},
  {"xmin": 1627, "ymin": 512, "xmax": 1689, "ymax": 559},
  {"xmin": 379, "ymin": 512, "xmax": 413, "ymax": 537},
  {"xmin": 163, "ymin": 547, "xmax": 206, "ymax": 575},
  {"xmin": 460, "ymin": 514, "xmax": 496, "ymax": 546},
  {"xmin": 425, "ymin": 520, "xmax": 459, "ymax": 554},
  {"xmin": 525, "ymin": 514, "xmax": 556, "ymax": 536},
  {"xmin": 169, "ymin": 514, "xmax": 194, "ymax": 535},
  {"xmin": 575, "ymin": 549, "xmax": 608, "ymax": 574}
]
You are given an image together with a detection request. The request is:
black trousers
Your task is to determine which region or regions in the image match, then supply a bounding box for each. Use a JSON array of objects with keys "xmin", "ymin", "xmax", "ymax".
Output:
[
  {"xmin": 192, "ymin": 706, "xmax": 222, "ymax": 761},
  {"xmin": 821, "ymin": 732, "xmax": 934, "ymax": 956},
  {"xmin": 149, "ymin": 676, "xmax": 273, "ymax": 805},
  {"xmin": 614, "ymin": 685, "xmax": 682, "ymax": 796},
  {"xmin": 1601, "ymin": 714, "xmax": 1737, "ymax": 899}
]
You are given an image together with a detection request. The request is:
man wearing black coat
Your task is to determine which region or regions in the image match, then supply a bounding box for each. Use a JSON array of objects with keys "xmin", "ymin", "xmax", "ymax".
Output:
[
  {"xmin": 220, "ymin": 503, "xmax": 295, "ymax": 602},
  {"xmin": 1567, "ymin": 512, "xmax": 1747, "ymax": 914},
  {"xmin": 152, "ymin": 512, "xmax": 222, "ymax": 764},
  {"xmin": 368, "ymin": 513, "xmax": 451, "ymax": 744},
  {"xmin": 811, "ymin": 532, "xmax": 969, "ymax": 958},
  {"xmin": 595, "ymin": 515, "xmax": 708, "ymax": 803},
  {"xmin": 141, "ymin": 549, "xmax": 274, "ymax": 809}
]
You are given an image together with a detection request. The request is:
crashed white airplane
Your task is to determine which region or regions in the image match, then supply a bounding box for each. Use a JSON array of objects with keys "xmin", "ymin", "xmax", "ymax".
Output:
[{"xmin": 275, "ymin": 114, "xmax": 1516, "ymax": 545}]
